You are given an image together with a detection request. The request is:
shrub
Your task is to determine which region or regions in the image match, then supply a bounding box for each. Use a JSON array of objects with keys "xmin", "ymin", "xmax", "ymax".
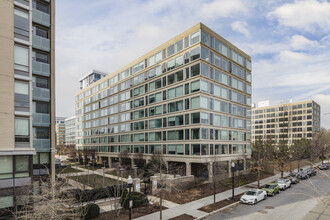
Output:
[
  {"xmin": 82, "ymin": 203, "xmax": 100, "ymax": 220},
  {"xmin": 120, "ymin": 190, "xmax": 148, "ymax": 209}
]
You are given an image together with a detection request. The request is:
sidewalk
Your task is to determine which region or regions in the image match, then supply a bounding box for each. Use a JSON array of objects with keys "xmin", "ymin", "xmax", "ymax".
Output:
[
  {"xmin": 75, "ymin": 166, "xmax": 128, "ymax": 182},
  {"xmin": 136, "ymin": 164, "xmax": 318, "ymax": 220},
  {"xmin": 303, "ymin": 194, "xmax": 330, "ymax": 220}
]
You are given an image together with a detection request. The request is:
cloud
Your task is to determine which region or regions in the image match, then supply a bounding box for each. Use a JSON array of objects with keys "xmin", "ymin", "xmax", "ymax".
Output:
[
  {"xmin": 290, "ymin": 34, "xmax": 319, "ymax": 50},
  {"xmin": 231, "ymin": 21, "xmax": 251, "ymax": 38},
  {"xmin": 198, "ymin": 0, "xmax": 248, "ymax": 19},
  {"xmin": 267, "ymin": 0, "xmax": 330, "ymax": 33}
]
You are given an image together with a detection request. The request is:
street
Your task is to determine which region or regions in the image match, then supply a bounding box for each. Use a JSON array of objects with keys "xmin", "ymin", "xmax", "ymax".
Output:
[{"xmin": 207, "ymin": 169, "xmax": 330, "ymax": 220}]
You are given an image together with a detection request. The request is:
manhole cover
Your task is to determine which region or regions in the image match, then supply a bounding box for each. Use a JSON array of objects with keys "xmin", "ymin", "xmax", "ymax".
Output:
[
  {"xmin": 265, "ymin": 206, "xmax": 274, "ymax": 209},
  {"xmin": 258, "ymin": 210, "xmax": 268, "ymax": 214}
]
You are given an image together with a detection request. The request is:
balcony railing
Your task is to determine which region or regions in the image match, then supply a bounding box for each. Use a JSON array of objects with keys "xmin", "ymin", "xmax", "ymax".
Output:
[
  {"xmin": 33, "ymin": 113, "xmax": 50, "ymax": 127},
  {"xmin": 33, "ymin": 139, "xmax": 50, "ymax": 152},
  {"xmin": 32, "ymin": 9, "xmax": 50, "ymax": 27},
  {"xmin": 33, "ymin": 87, "xmax": 50, "ymax": 102},
  {"xmin": 32, "ymin": 60, "xmax": 50, "ymax": 77},
  {"xmin": 32, "ymin": 35, "xmax": 50, "ymax": 52}
]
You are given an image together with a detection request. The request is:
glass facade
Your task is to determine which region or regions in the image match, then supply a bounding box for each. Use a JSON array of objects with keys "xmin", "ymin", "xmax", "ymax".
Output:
[{"xmin": 75, "ymin": 24, "xmax": 252, "ymax": 177}]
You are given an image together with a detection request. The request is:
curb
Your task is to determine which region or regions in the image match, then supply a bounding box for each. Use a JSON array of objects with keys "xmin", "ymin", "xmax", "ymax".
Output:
[{"xmin": 196, "ymin": 201, "xmax": 241, "ymax": 220}]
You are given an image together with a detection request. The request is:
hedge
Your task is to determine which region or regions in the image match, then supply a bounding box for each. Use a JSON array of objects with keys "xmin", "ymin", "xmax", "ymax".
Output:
[{"xmin": 120, "ymin": 190, "xmax": 148, "ymax": 209}]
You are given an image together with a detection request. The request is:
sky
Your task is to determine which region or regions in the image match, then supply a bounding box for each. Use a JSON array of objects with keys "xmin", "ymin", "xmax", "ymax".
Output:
[{"xmin": 55, "ymin": 0, "xmax": 330, "ymax": 128}]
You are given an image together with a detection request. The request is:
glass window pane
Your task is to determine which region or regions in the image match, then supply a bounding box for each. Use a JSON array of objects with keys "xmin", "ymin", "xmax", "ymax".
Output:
[{"xmin": 14, "ymin": 45, "xmax": 29, "ymax": 71}]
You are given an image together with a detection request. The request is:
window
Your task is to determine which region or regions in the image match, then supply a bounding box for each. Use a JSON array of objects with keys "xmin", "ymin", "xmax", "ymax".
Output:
[
  {"xmin": 148, "ymin": 65, "xmax": 161, "ymax": 78},
  {"xmin": 167, "ymin": 130, "xmax": 184, "ymax": 140},
  {"xmin": 149, "ymin": 132, "xmax": 162, "ymax": 141},
  {"xmin": 33, "ymin": 26, "xmax": 49, "ymax": 39},
  {"xmin": 190, "ymin": 47, "xmax": 200, "ymax": 61},
  {"xmin": 33, "ymin": 0, "xmax": 49, "ymax": 14},
  {"xmin": 191, "ymin": 80, "xmax": 200, "ymax": 93},
  {"xmin": 133, "ymin": 85, "xmax": 145, "ymax": 97},
  {"xmin": 0, "ymin": 156, "xmax": 13, "ymax": 179},
  {"xmin": 168, "ymin": 144, "xmax": 184, "ymax": 155},
  {"xmin": 14, "ymin": 8, "xmax": 29, "ymax": 41},
  {"xmin": 201, "ymin": 80, "xmax": 208, "ymax": 92},
  {"xmin": 32, "ymin": 51, "xmax": 49, "ymax": 63},
  {"xmin": 15, "ymin": 81, "xmax": 29, "ymax": 111},
  {"xmin": 168, "ymin": 85, "xmax": 183, "ymax": 99},
  {"xmin": 168, "ymin": 100, "xmax": 183, "ymax": 113},
  {"xmin": 149, "ymin": 119, "xmax": 162, "ymax": 129},
  {"xmin": 191, "ymin": 96, "xmax": 200, "ymax": 109},
  {"xmin": 167, "ymin": 70, "xmax": 183, "ymax": 86},
  {"xmin": 15, "ymin": 156, "xmax": 29, "ymax": 177},
  {"xmin": 33, "ymin": 127, "xmax": 49, "ymax": 139},
  {"xmin": 175, "ymin": 40, "xmax": 183, "ymax": 52},
  {"xmin": 134, "ymin": 133, "xmax": 145, "ymax": 142},
  {"xmin": 201, "ymin": 47, "xmax": 209, "ymax": 61},
  {"xmin": 167, "ymin": 44, "xmax": 175, "ymax": 57},
  {"xmin": 14, "ymin": 45, "xmax": 29, "ymax": 74},
  {"xmin": 191, "ymin": 112, "xmax": 200, "ymax": 124},
  {"xmin": 168, "ymin": 115, "xmax": 184, "ymax": 127},
  {"xmin": 149, "ymin": 79, "xmax": 161, "ymax": 92},
  {"xmin": 191, "ymin": 129, "xmax": 200, "ymax": 140},
  {"xmin": 149, "ymin": 92, "xmax": 162, "ymax": 104},
  {"xmin": 190, "ymin": 30, "xmax": 200, "ymax": 45},
  {"xmin": 191, "ymin": 63, "xmax": 200, "ymax": 77},
  {"xmin": 149, "ymin": 105, "xmax": 162, "ymax": 116},
  {"xmin": 34, "ymin": 102, "xmax": 49, "ymax": 114},
  {"xmin": 15, "ymin": 118, "xmax": 29, "ymax": 142}
]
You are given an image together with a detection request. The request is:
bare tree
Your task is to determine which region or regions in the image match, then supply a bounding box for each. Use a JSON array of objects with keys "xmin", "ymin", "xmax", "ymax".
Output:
[
  {"xmin": 290, "ymin": 138, "xmax": 310, "ymax": 171},
  {"xmin": 312, "ymin": 128, "xmax": 330, "ymax": 164}
]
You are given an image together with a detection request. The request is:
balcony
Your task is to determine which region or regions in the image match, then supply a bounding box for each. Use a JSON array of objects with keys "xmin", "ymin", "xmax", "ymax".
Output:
[
  {"xmin": 32, "ymin": 9, "xmax": 50, "ymax": 27},
  {"xmin": 33, "ymin": 139, "xmax": 50, "ymax": 152},
  {"xmin": 32, "ymin": 60, "xmax": 50, "ymax": 77},
  {"xmin": 33, "ymin": 87, "xmax": 50, "ymax": 102},
  {"xmin": 33, "ymin": 113, "xmax": 50, "ymax": 127},
  {"xmin": 32, "ymin": 35, "xmax": 50, "ymax": 52}
]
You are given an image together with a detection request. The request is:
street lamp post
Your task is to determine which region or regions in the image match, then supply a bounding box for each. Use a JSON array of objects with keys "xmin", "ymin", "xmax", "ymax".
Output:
[
  {"xmin": 231, "ymin": 162, "xmax": 235, "ymax": 200},
  {"xmin": 102, "ymin": 166, "xmax": 105, "ymax": 188},
  {"xmin": 92, "ymin": 159, "xmax": 96, "ymax": 188},
  {"xmin": 127, "ymin": 176, "xmax": 133, "ymax": 220},
  {"xmin": 87, "ymin": 164, "xmax": 90, "ymax": 185}
]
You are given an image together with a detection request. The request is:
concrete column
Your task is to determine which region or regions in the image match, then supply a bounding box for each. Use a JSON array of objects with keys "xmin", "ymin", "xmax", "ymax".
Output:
[
  {"xmin": 186, "ymin": 162, "xmax": 191, "ymax": 176},
  {"xmin": 208, "ymin": 162, "xmax": 213, "ymax": 181},
  {"xmin": 133, "ymin": 178, "xmax": 141, "ymax": 192},
  {"xmin": 108, "ymin": 157, "xmax": 112, "ymax": 168},
  {"xmin": 228, "ymin": 161, "xmax": 232, "ymax": 177},
  {"xmin": 150, "ymin": 176, "xmax": 158, "ymax": 195}
]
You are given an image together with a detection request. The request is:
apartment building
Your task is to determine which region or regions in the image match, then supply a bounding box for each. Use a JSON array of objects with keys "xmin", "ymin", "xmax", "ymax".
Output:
[
  {"xmin": 0, "ymin": 0, "xmax": 55, "ymax": 213},
  {"xmin": 79, "ymin": 70, "xmax": 108, "ymax": 90},
  {"xmin": 55, "ymin": 118, "xmax": 65, "ymax": 146},
  {"xmin": 65, "ymin": 116, "xmax": 76, "ymax": 145},
  {"xmin": 75, "ymin": 23, "xmax": 252, "ymax": 180},
  {"xmin": 252, "ymin": 100, "xmax": 321, "ymax": 144}
]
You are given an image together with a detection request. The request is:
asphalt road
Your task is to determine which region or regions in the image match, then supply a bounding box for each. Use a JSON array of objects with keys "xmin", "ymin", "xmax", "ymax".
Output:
[{"xmin": 207, "ymin": 169, "xmax": 330, "ymax": 220}]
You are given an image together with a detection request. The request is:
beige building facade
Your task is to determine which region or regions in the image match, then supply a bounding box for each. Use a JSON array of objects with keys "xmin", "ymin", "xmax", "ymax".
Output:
[
  {"xmin": 0, "ymin": 0, "xmax": 55, "ymax": 214},
  {"xmin": 252, "ymin": 100, "xmax": 321, "ymax": 144},
  {"xmin": 75, "ymin": 23, "xmax": 252, "ymax": 180}
]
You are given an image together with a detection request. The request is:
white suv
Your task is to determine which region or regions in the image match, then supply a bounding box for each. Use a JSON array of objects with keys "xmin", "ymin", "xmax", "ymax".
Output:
[{"xmin": 276, "ymin": 179, "xmax": 290, "ymax": 190}]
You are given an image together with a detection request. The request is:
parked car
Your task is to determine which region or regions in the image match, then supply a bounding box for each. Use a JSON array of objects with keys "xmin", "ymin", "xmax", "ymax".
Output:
[
  {"xmin": 319, "ymin": 164, "xmax": 329, "ymax": 170},
  {"xmin": 262, "ymin": 183, "xmax": 280, "ymax": 196},
  {"xmin": 276, "ymin": 179, "xmax": 288, "ymax": 190},
  {"xmin": 298, "ymin": 170, "xmax": 308, "ymax": 180},
  {"xmin": 305, "ymin": 168, "xmax": 316, "ymax": 177},
  {"xmin": 280, "ymin": 178, "xmax": 291, "ymax": 188},
  {"xmin": 240, "ymin": 189, "xmax": 267, "ymax": 204},
  {"xmin": 288, "ymin": 173, "xmax": 301, "ymax": 184}
]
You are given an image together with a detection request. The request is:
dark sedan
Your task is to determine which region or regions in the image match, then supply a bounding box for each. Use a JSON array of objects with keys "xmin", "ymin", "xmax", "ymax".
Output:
[
  {"xmin": 305, "ymin": 168, "xmax": 316, "ymax": 177},
  {"xmin": 319, "ymin": 164, "xmax": 329, "ymax": 170},
  {"xmin": 298, "ymin": 171, "xmax": 308, "ymax": 180}
]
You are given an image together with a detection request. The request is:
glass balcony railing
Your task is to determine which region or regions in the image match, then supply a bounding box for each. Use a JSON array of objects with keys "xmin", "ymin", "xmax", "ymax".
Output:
[
  {"xmin": 32, "ymin": 9, "xmax": 50, "ymax": 27},
  {"xmin": 33, "ymin": 139, "xmax": 50, "ymax": 152},
  {"xmin": 33, "ymin": 113, "xmax": 50, "ymax": 127},
  {"xmin": 32, "ymin": 35, "xmax": 50, "ymax": 52},
  {"xmin": 32, "ymin": 60, "xmax": 50, "ymax": 77},
  {"xmin": 33, "ymin": 87, "xmax": 50, "ymax": 102}
]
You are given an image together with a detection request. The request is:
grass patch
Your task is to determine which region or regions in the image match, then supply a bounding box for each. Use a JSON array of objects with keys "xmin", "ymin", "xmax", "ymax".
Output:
[
  {"xmin": 198, "ymin": 193, "xmax": 244, "ymax": 213},
  {"xmin": 69, "ymin": 174, "xmax": 117, "ymax": 188}
]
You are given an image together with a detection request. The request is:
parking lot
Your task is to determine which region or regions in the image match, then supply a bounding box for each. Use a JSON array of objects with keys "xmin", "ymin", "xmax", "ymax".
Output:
[{"xmin": 207, "ymin": 169, "xmax": 330, "ymax": 220}]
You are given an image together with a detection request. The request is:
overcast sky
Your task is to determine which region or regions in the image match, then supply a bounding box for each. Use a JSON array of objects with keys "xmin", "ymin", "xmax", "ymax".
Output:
[{"xmin": 55, "ymin": 0, "xmax": 330, "ymax": 128}]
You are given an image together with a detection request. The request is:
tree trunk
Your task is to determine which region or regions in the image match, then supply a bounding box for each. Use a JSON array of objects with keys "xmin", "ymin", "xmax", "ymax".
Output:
[
  {"xmin": 213, "ymin": 163, "xmax": 215, "ymax": 210},
  {"xmin": 257, "ymin": 149, "xmax": 260, "ymax": 188},
  {"xmin": 160, "ymin": 161, "xmax": 162, "ymax": 220}
]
